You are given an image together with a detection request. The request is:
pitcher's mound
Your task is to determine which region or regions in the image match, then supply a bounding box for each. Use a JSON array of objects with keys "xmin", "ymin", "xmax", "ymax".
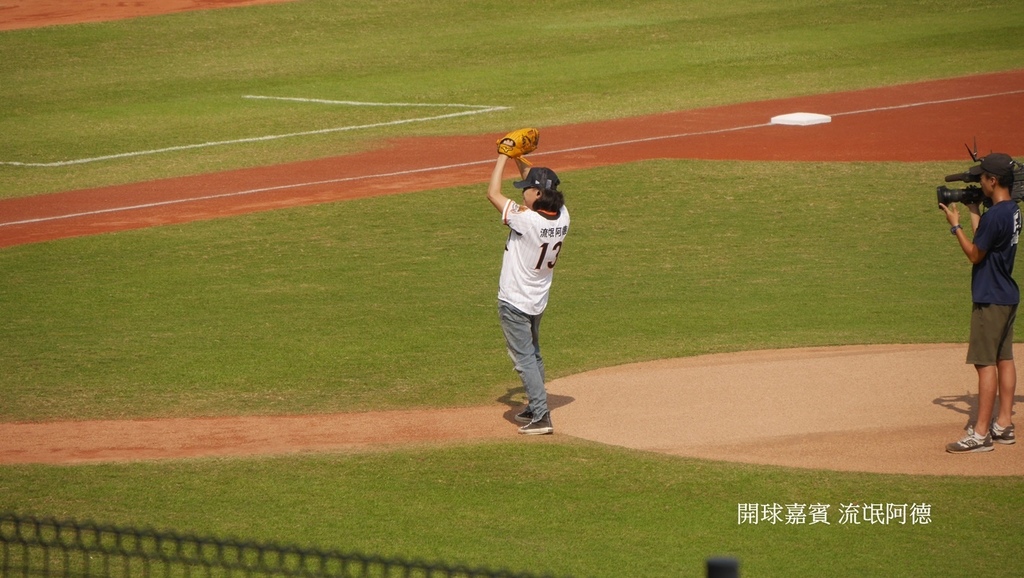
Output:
[
  {"xmin": 547, "ymin": 343, "xmax": 1021, "ymax": 476},
  {"xmin": 2, "ymin": 344, "xmax": 1018, "ymax": 476}
]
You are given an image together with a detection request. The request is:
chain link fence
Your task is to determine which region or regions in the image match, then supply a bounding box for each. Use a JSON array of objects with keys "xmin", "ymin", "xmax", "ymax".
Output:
[{"xmin": 0, "ymin": 512, "xmax": 564, "ymax": 578}]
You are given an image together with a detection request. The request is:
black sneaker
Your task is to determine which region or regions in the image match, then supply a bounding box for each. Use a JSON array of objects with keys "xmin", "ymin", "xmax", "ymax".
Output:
[
  {"xmin": 518, "ymin": 413, "xmax": 553, "ymax": 435},
  {"xmin": 514, "ymin": 408, "xmax": 534, "ymax": 424},
  {"xmin": 991, "ymin": 421, "xmax": 1016, "ymax": 445}
]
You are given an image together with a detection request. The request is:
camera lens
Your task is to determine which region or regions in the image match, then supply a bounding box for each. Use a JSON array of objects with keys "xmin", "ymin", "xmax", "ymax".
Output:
[{"xmin": 936, "ymin": 186, "xmax": 961, "ymax": 205}]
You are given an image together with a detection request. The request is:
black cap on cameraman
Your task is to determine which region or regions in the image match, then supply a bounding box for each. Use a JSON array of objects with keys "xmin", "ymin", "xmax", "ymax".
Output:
[
  {"xmin": 968, "ymin": 153, "xmax": 1015, "ymax": 178},
  {"xmin": 514, "ymin": 167, "xmax": 560, "ymax": 191}
]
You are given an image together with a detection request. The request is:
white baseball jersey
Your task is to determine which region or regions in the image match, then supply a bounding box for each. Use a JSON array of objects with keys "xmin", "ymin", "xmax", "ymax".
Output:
[{"xmin": 498, "ymin": 199, "xmax": 570, "ymax": 315}]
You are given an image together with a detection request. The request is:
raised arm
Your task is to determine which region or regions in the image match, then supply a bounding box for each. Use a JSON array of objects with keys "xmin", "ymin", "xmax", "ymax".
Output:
[
  {"xmin": 487, "ymin": 154, "xmax": 512, "ymax": 212},
  {"xmin": 940, "ymin": 202, "xmax": 987, "ymax": 264},
  {"xmin": 514, "ymin": 157, "xmax": 531, "ymax": 179}
]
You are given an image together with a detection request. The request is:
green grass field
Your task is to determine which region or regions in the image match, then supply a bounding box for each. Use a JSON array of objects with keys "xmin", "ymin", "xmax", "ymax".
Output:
[{"xmin": 2, "ymin": 1, "xmax": 1024, "ymax": 576}]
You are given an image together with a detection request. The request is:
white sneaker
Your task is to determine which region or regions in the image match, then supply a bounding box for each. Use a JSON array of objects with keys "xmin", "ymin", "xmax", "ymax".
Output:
[
  {"xmin": 945, "ymin": 426, "xmax": 994, "ymax": 453},
  {"xmin": 991, "ymin": 421, "xmax": 1016, "ymax": 445}
]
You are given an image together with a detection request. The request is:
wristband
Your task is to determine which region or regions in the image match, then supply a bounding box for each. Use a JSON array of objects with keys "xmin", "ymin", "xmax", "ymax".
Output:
[{"xmin": 950, "ymin": 225, "xmax": 962, "ymax": 235}]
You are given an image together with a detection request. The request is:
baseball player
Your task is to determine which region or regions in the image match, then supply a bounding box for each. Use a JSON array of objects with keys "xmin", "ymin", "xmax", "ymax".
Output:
[{"xmin": 487, "ymin": 129, "xmax": 569, "ymax": 435}]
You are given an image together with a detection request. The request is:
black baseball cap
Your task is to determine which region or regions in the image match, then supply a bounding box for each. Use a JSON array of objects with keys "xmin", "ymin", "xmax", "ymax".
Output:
[
  {"xmin": 513, "ymin": 167, "xmax": 560, "ymax": 191},
  {"xmin": 968, "ymin": 153, "xmax": 1016, "ymax": 178}
]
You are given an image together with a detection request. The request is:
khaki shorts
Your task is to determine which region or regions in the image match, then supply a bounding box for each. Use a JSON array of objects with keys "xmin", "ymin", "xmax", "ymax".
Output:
[{"xmin": 967, "ymin": 303, "xmax": 1017, "ymax": 366}]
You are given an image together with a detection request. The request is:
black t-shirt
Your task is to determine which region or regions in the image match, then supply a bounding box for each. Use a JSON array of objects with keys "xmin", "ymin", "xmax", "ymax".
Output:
[{"xmin": 972, "ymin": 200, "xmax": 1022, "ymax": 305}]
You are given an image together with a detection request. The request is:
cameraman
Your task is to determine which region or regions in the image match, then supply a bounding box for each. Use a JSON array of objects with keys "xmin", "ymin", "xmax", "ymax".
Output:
[{"xmin": 939, "ymin": 152, "xmax": 1020, "ymax": 453}]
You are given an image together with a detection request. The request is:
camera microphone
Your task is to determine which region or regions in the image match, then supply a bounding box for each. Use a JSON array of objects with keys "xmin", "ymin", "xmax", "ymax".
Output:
[{"xmin": 945, "ymin": 172, "xmax": 971, "ymax": 182}]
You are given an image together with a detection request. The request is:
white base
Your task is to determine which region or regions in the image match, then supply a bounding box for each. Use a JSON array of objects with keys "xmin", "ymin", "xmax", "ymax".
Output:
[{"xmin": 770, "ymin": 112, "xmax": 832, "ymax": 126}]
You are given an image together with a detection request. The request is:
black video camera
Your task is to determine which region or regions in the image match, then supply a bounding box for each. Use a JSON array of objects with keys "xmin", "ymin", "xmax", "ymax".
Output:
[
  {"xmin": 936, "ymin": 177, "xmax": 986, "ymax": 206},
  {"xmin": 936, "ymin": 143, "xmax": 1023, "ymax": 207}
]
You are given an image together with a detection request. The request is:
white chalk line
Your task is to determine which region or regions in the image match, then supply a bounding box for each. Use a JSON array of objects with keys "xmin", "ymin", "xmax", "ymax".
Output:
[
  {"xmin": 242, "ymin": 95, "xmax": 495, "ymax": 108},
  {"xmin": 0, "ymin": 160, "xmax": 496, "ymax": 228},
  {"xmin": 2, "ymin": 88, "xmax": 1022, "ymax": 229},
  {"xmin": 527, "ymin": 88, "xmax": 1024, "ymax": 157},
  {"xmin": 0, "ymin": 97, "xmax": 509, "ymax": 167},
  {"xmin": 828, "ymin": 89, "xmax": 1024, "ymax": 117},
  {"xmin": 0, "ymin": 122, "xmax": 772, "ymax": 229}
]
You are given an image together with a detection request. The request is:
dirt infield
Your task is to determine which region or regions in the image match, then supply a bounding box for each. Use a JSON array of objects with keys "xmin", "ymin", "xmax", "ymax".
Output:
[
  {"xmin": 549, "ymin": 344, "xmax": 1022, "ymax": 476},
  {"xmin": 0, "ymin": 0, "xmax": 297, "ymax": 31},
  {"xmin": 4, "ymin": 71, "xmax": 1024, "ymax": 248},
  {"xmin": 1, "ymin": 344, "xmax": 1020, "ymax": 475},
  {"xmin": 2, "ymin": 2, "xmax": 1023, "ymax": 475}
]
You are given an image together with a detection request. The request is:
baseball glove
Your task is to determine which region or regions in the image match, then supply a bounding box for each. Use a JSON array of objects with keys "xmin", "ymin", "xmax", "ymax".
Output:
[{"xmin": 497, "ymin": 128, "xmax": 539, "ymax": 165}]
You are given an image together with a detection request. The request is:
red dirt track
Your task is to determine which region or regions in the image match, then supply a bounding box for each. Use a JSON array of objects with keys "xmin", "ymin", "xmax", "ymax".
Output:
[
  {"xmin": 2, "ymin": 71, "xmax": 1024, "ymax": 247},
  {"xmin": 0, "ymin": 0, "xmax": 297, "ymax": 31},
  {"xmin": 3, "ymin": 2, "xmax": 1024, "ymax": 475}
]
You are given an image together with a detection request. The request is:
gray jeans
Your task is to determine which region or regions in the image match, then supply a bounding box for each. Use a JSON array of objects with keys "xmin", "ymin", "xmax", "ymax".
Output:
[{"xmin": 498, "ymin": 300, "xmax": 548, "ymax": 419}]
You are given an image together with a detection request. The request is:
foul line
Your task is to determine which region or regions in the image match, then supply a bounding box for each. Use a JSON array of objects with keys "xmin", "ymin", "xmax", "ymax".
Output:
[
  {"xmin": 2, "ymin": 88, "xmax": 1023, "ymax": 229},
  {"xmin": 528, "ymin": 87, "xmax": 1024, "ymax": 155},
  {"xmin": 0, "ymin": 97, "xmax": 508, "ymax": 167},
  {"xmin": 828, "ymin": 89, "xmax": 1024, "ymax": 117},
  {"xmin": 0, "ymin": 160, "xmax": 496, "ymax": 228}
]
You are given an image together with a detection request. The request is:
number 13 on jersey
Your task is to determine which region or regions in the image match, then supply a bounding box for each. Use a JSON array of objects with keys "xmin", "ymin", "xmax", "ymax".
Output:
[{"xmin": 535, "ymin": 241, "xmax": 563, "ymax": 270}]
